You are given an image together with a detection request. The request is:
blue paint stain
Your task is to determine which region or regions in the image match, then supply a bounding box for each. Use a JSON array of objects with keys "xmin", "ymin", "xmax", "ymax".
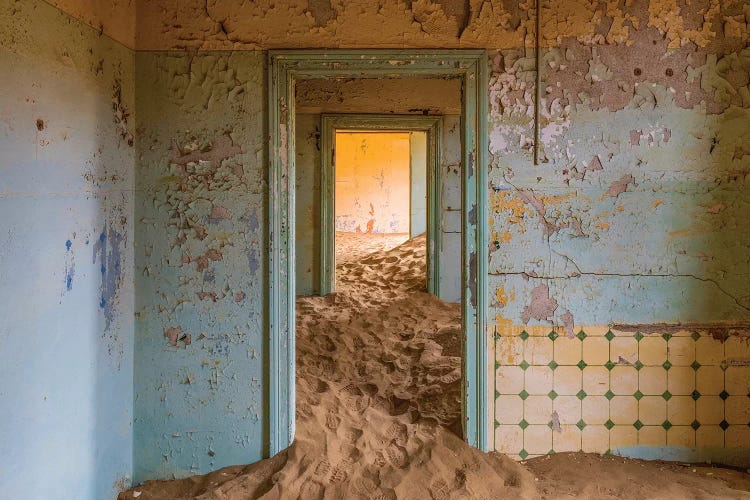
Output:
[
  {"xmin": 99, "ymin": 232, "xmax": 106, "ymax": 242},
  {"xmin": 66, "ymin": 273, "xmax": 73, "ymax": 291},
  {"xmin": 248, "ymin": 248, "xmax": 259, "ymax": 273},
  {"xmin": 101, "ymin": 265, "xmax": 106, "ymax": 274},
  {"xmin": 100, "ymin": 297, "xmax": 106, "ymax": 308},
  {"xmin": 65, "ymin": 239, "xmax": 72, "ymax": 251},
  {"xmin": 93, "ymin": 225, "xmax": 124, "ymax": 330}
]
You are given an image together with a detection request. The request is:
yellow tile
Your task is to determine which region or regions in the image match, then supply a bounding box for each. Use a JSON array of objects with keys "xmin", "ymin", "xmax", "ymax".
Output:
[
  {"xmin": 667, "ymin": 396, "xmax": 695, "ymax": 426},
  {"xmin": 496, "ymin": 395, "xmax": 524, "ymax": 424},
  {"xmin": 526, "ymin": 325, "xmax": 551, "ymax": 337},
  {"xmin": 582, "ymin": 395, "xmax": 609, "ymax": 424},
  {"xmin": 667, "ymin": 426, "xmax": 695, "ymax": 447},
  {"xmin": 583, "ymin": 326, "xmax": 610, "ymax": 337},
  {"xmin": 525, "ymin": 395, "xmax": 552, "ymax": 425},
  {"xmin": 725, "ymin": 366, "xmax": 750, "ymax": 395},
  {"xmin": 553, "ymin": 395, "xmax": 581, "ymax": 425},
  {"xmin": 667, "ymin": 366, "xmax": 695, "ymax": 395},
  {"xmin": 667, "ymin": 337, "xmax": 694, "ymax": 366},
  {"xmin": 610, "ymin": 366, "xmax": 638, "ymax": 395},
  {"xmin": 582, "ymin": 425, "xmax": 609, "ymax": 453},
  {"xmin": 495, "ymin": 425, "xmax": 524, "ymax": 454},
  {"xmin": 725, "ymin": 336, "xmax": 750, "ymax": 359},
  {"xmin": 554, "ymin": 336, "xmax": 582, "ymax": 365},
  {"xmin": 725, "ymin": 396, "xmax": 750, "ymax": 425},
  {"xmin": 525, "ymin": 366, "xmax": 553, "ymax": 395},
  {"xmin": 695, "ymin": 337, "xmax": 724, "ymax": 366},
  {"xmin": 582, "ymin": 366, "xmax": 609, "ymax": 396},
  {"xmin": 639, "ymin": 396, "xmax": 667, "ymax": 425},
  {"xmin": 553, "ymin": 425, "xmax": 581, "ymax": 452},
  {"xmin": 725, "ymin": 425, "xmax": 750, "ymax": 448},
  {"xmin": 696, "ymin": 396, "xmax": 724, "ymax": 425},
  {"xmin": 554, "ymin": 366, "xmax": 582, "ymax": 396},
  {"xmin": 496, "ymin": 336, "xmax": 524, "ymax": 365},
  {"xmin": 639, "ymin": 366, "xmax": 667, "ymax": 395},
  {"xmin": 638, "ymin": 426, "xmax": 666, "ymax": 446},
  {"xmin": 695, "ymin": 365, "xmax": 724, "ymax": 396},
  {"xmin": 639, "ymin": 337, "xmax": 667, "ymax": 366},
  {"xmin": 611, "ymin": 337, "xmax": 638, "ymax": 363},
  {"xmin": 696, "ymin": 426, "xmax": 724, "ymax": 448},
  {"xmin": 524, "ymin": 425, "xmax": 552, "ymax": 454},
  {"xmin": 583, "ymin": 337, "xmax": 609, "ymax": 365},
  {"xmin": 496, "ymin": 365, "xmax": 525, "ymax": 395},
  {"xmin": 610, "ymin": 396, "xmax": 638, "ymax": 425},
  {"xmin": 610, "ymin": 426, "xmax": 637, "ymax": 448},
  {"xmin": 526, "ymin": 337, "xmax": 553, "ymax": 366}
]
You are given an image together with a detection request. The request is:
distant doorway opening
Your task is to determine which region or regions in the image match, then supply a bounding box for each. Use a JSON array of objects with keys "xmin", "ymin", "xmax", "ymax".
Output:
[{"xmin": 320, "ymin": 115, "xmax": 441, "ymax": 296}]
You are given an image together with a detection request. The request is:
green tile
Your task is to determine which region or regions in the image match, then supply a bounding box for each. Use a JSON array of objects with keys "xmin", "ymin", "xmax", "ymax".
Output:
[
  {"xmin": 548, "ymin": 390, "xmax": 558, "ymax": 400},
  {"xmin": 691, "ymin": 360, "xmax": 701, "ymax": 371},
  {"xmin": 691, "ymin": 390, "xmax": 701, "ymax": 401},
  {"xmin": 519, "ymin": 360, "xmax": 530, "ymax": 371},
  {"xmin": 604, "ymin": 419, "xmax": 615, "ymax": 430},
  {"xmin": 604, "ymin": 390, "xmax": 615, "ymax": 401},
  {"xmin": 662, "ymin": 391, "xmax": 672, "ymax": 401},
  {"xmin": 576, "ymin": 419, "xmax": 586, "ymax": 430},
  {"xmin": 662, "ymin": 420, "xmax": 673, "ymax": 431},
  {"xmin": 634, "ymin": 332, "xmax": 644, "ymax": 342},
  {"xmin": 519, "ymin": 419, "xmax": 529, "ymax": 429},
  {"xmin": 662, "ymin": 333, "xmax": 672, "ymax": 342},
  {"xmin": 520, "ymin": 330, "xmax": 530, "ymax": 341},
  {"xmin": 548, "ymin": 330, "xmax": 559, "ymax": 341},
  {"xmin": 519, "ymin": 390, "xmax": 529, "ymax": 400},
  {"xmin": 495, "ymin": 360, "xmax": 501, "ymax": 370},
  {"xmin": 495, "ymin": 390, "xmax": 501, "ymax": 399},
  {"xmin": 720, "ymin": 390, "xmax": 729, "ymax": 401},
  {"xmin": 519, "ymin": 449, "xmax": 529, "ymax": 459},
  {"xmin": 548, "ymin": 449, "xmax": 556, "ymax": 455},
  {"xmin": 633, "ymin": 420, "xmax": 644, "ymax": 430},
  {"xmin": 605, "ymin": 360, "xmax": 616, "ymax": 371},
  {"xmin": 691, "ymin": 331, "xmax": 701, "ymax": 341},
  {"xmin": 634, "ymin": 360, "xmax": 644, "ymax": 371},
  {"xmin": 662, "ymin": 360, "xmax": 672, "ymax": 371},
  {"xmin": 691, "ymin": 420, "xmax": 701, "ymax": 430},
  {"xmin": 720, "ymin": 420, "xmax": 729, "ymax": 431},
  {"xmin": 577, "ymin": 330, "xmax": 587, "ymax": 341},
  {"xmin": 633, "ymin": 390, "xmax": 644, "ymax": 401},
  {"xmin": 577, "ymin": 390, "xmax": 587, "ymax": 400},
  {"xmin": 605, "ymin": 330, "xmax": 615, "ymax": 341},
  {"xmin": 577, "ymin": 360, "xmax": 588, "ymax": 370},
  {"xmin": 548, "ymin": 360, "xmax": 559, "ymax": 370},
  {"xmin": 494, "ymin": 420, "xmax": 500, "ymax": 429}
]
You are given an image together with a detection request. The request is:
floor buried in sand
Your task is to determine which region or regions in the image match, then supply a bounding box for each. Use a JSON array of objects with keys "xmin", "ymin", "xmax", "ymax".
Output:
[{"xmin": 121, "ymin": 236, "xmax": 750, "ymax": 499}]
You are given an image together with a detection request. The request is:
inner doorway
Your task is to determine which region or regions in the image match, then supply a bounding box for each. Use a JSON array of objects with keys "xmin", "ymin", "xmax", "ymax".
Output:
[
  {"xmin": 333, "ymin": 131, "xmax": 423, "ymax": 282},
  {"xmin": 319, "ymin": 115, "xmax": 442, "ymax": 297}
]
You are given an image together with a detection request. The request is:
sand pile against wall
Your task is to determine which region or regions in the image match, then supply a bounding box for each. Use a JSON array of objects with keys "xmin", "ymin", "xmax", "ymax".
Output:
[
  {"xmin": 121, "ymin": 236, "xmax": 750, "ymax": 499},
  {"xmin": 122, "ymin": 235, "xmax": 537, "ymax": 499}
]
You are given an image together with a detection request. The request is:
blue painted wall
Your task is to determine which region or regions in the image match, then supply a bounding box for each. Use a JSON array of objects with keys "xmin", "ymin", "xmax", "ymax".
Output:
[
  {"xmin": 0, "ymin": 1, "xmax": 135, "ymax": 498},
  {"xmin": 133, "ymin": 51, "xmax": 267, "ymax": 482}
]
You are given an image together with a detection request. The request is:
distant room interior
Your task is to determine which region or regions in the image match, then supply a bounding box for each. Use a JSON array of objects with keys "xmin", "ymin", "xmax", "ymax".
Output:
[{"xmin": 334, "ymin": 131, "xmax": 427, "ymax": 271}]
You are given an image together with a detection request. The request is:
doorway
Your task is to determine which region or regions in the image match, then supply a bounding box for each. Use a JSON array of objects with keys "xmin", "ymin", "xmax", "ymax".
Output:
[
  {"xmin": 319, "ymin": 115, "xmax": 442, "ymax": 297},
  {"xmin": 268, "ymin": 50, "xmax": 489, "ymax": 456}
]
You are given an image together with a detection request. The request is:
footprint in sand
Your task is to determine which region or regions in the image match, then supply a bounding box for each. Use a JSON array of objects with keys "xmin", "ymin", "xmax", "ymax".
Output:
[{"xmin": 385, "ymin": 441, "xmax": 409, "ymax": 469}]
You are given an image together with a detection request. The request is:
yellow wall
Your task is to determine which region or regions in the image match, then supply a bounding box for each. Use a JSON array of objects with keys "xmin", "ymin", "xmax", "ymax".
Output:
[{"xmin": 335, "ymin": 132, "xmax": 411, "ymax": 234}]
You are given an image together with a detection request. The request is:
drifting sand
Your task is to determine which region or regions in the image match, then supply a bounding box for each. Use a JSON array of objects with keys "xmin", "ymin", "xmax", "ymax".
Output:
[{"xmin": 121, "ymin": 235, "xmax": 750, "ymax": 499}]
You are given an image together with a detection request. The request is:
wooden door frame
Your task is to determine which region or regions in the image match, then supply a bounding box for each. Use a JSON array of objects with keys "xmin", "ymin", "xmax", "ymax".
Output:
[
  {"xmin": 319, "ymin": 114, "xmax": 442, "ymax": 297},
  {"xmin": 267, "ymin": 49, "xmax": 489, "ymax": 456}
]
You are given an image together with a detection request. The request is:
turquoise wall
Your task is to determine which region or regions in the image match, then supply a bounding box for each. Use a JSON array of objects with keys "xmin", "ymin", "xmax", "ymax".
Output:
[
  {"xmin": 133, "ymin": 51, "xmax": 267, "ymax": 481},
  {"xmin": 0, "ymin": 1, "xmax": 135, "ymax": 498}
]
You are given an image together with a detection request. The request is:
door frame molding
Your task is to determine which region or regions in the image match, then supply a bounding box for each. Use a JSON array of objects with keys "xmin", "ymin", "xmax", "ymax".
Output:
[
  {"xmin": 319, "ymin": 114, "xmax": 442, "ymax": 296},
  {"xmin": 267, "ymin": 49, "xmax": 489, "ymax": 456}
]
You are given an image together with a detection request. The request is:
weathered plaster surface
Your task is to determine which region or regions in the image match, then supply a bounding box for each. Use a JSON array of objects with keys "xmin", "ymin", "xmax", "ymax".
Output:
[
  {"xmin": 0, "ymin": 0, "xmax": 135, "ymax": 497},
  {"xmin": 133, "ymin": 51, "xmax": 266, "ymax": 482},
  {"xmin": 47, "ymin": 0, "xmax": 136, "ymax": 49},
  {"xmin": 487, "ymin": 1, "xmax": 750, "ymax": 462}
]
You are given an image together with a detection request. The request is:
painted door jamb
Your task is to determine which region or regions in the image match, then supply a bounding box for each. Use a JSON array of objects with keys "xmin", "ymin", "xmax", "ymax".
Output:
[
  {"xmin": 268, "ymin": 49, "xmax": 489, "ymax": 457},
  {"xmin": 319, "ymin": 114, "xmax": 442, "ymax": 297}
]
